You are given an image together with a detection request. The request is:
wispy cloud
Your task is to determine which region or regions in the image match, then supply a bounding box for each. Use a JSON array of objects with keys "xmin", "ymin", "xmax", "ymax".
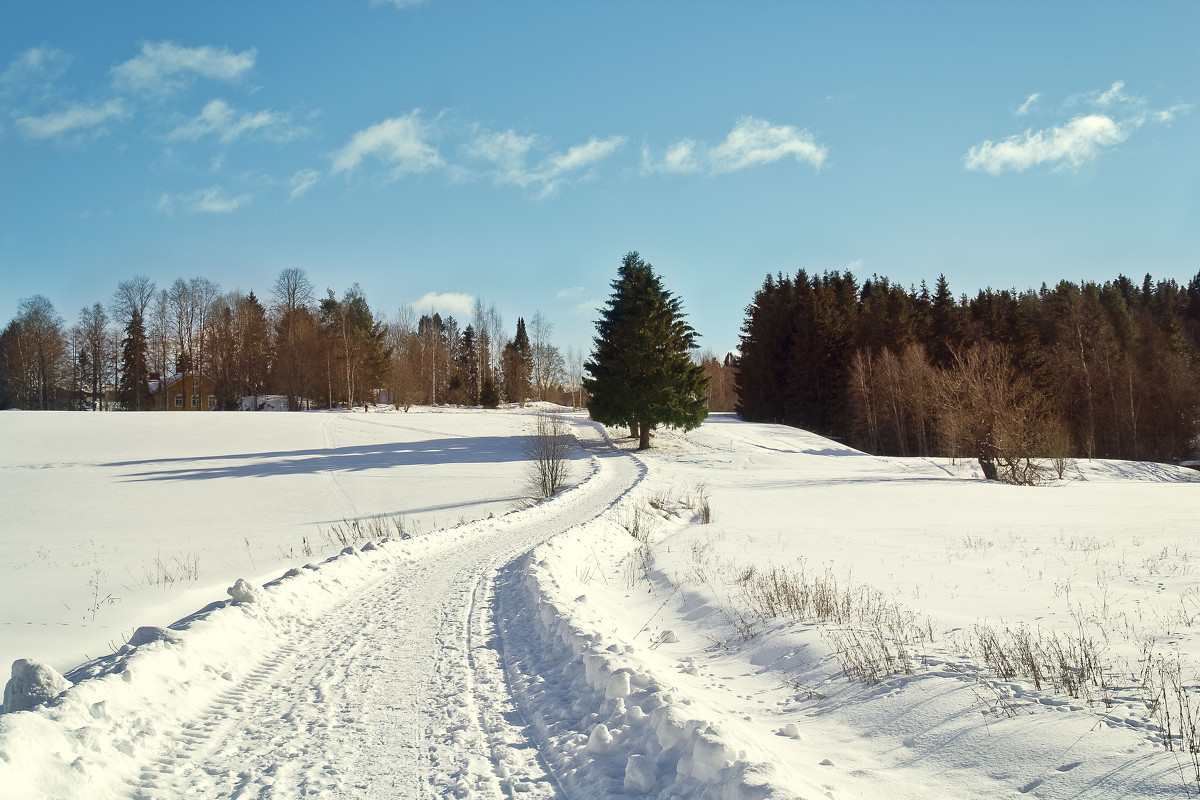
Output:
[
  {"xmin": 167, "ymin": 98, "xmax": 301, "ymax": 143},
  {"xmin": 1154, "ymin": 104, "xmax": 1191, "ymax": 124},
  {"xmin": 16, "ymin": 99, "xmax": 127, "ymax": 139},
  {"xmin": 965, "ymin": 114, "xmax": 1130, "ymax": 174},
  {"xmin": 556, "ymin": 286, "xmax": 585, "ymax": 299},
  {"xmin": 966, "ymin": 81, "xmax": 1189, "ymax": 175},
  {"xmin": 369, "ymin": 0, "xmax": 425, "ymax": 8},
  {"xmin": 288, "ymin": 169, "xmax": 321, "ymax": 201},
  {"xmin": 157, "ymin": 185, "xmax": 252, "ymax": 215},
  {"xmin": 1093, "ymin": 80, "xmax": 1130, "ymax": 108},
  {"xmin": 1, "ymin": 47, "xmax": 72, "ymax": 94},
  {"xmin": 462, "ymin": 128, "xmax": 537, "ymax": 181},
  {"xmin": 330, "ymin": 111, "xmax": 443, "ymax": 178},
  {"xmin": 643, "ymin": 117, "xmax": 827, "ymax": 175},
  {"xmin": 112, "ymin": 41, "xmax": 256, "ymax": 95},
  {"xmin": 1016, "ymin": 93, "xmax": 1040, "ymax": 116},
  {"xmin": 413, "ymin": 291, "xmax": 475, "ymax": 316},
  {"xmin": 464, "ymin": 128, "xmax": 626, "ymax": 197}
]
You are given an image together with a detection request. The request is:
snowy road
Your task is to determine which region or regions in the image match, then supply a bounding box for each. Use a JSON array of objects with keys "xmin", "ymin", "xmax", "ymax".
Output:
[{"xmin": 119, "ymin": 421, "xmax": 640, "ymax": 799}]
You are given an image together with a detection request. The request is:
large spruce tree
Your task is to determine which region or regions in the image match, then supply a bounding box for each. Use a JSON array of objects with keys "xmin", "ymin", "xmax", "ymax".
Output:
[{"xmin": 584, "ymin": 252, "xmax": 708, "ymax": 449}]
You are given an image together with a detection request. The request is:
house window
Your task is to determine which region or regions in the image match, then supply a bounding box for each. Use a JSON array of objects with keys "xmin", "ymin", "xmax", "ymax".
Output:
[
  {"xmin": 208, "ymin": 394, "xmax": 217, "ymax": 410},
  {"xmin": 191, "ymin": 394, "xmax": 200, "ymax": 408},
  {"xmin": 174, "ymin": 394, "xmax": 184, "ymax": 408}
]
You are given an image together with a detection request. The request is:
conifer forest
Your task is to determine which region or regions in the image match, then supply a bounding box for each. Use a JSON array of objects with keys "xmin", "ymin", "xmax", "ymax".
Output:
[{"xmin": 736, "ymin": 270, "xmax": 1200, "ymax": 470}]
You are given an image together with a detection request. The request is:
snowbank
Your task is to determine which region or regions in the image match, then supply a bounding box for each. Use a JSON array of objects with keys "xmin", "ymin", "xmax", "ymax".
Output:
[{"xmin": 499, "ymin": 504, "xmax": 806, "ymax": 799}]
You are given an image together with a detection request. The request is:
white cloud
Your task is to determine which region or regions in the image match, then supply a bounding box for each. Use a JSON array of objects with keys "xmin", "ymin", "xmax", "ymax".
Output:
[
  {"xmin": 112, "ymin": 41, "xmax": 256, "ymax": 95},
  {"xmin": 967, "ymin": 81, "xmax": 1192, "ymax": 175},
  {"xmin": 288, "ymin": 169, "xmax": 322, "ymax": 201},
  {"xmin": 462, "ymin": 129, "xmax": 538, "ymax": 181},
  {"xmin": 661, "ymin": 139, "xmax": 700, "ymax": 173},
  {"xmin": 413, "ymin": 292, "xmax": 475, "ymax": 316},
  {"xmin": 167, "ymin": 98, "xmax": 300, "ymax": 143},
  {"xmin": 1153, "ymin": 103, "xmax": 1192, "ymax": 124},
  {"xmin": 464, "ymin": 128, "xmax": 626, "ymax": 197},
  {"xmin": 1, "ymin": 47, "xmax": 72, "ymax": 91},
  {"xmin": 644, "ymin": 117, "xmax": 827, "ymax": 175},
  {"xmin": 369, "ymin": 0, "xmax": 425, "ymax": 8},
  {"xmin": 556, "ymin": 286, "xmax": 585, "ymax": 299},
  {"xmin": 546, "ymin": 137, "xmax": 624, "ymax": 175},
  {"xmin": 16, "ymin": 99, "xmax": 127, "ymax": 139},
  {"xmin": 710, "ymin": 117, "xmax": 827, "ymax": 173},
  {"xmin": 330, "ymin": 111, "xmax": 443, "ymax": 178},
  {"xmin": 1016, "ymin": 93, "xmax": 1040, "ymax": 116},
  {"xmin": 1093, "ymin": 80, "xmax": 1129, "ymax": 108},
  {"xmin": 964, "ymin": 114, "xmax": 1131, "ymax": 174},
  {"xmin": 157, "ymin": 185, "xmax": 252, "ymax": 215}
]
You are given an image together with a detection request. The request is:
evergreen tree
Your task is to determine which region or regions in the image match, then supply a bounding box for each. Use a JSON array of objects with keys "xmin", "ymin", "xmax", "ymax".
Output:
[
  {"xmin": 736, "ymin": 273, "xmax": 797, "ymax": 424},
  {"xmin": 479, "ymin": 373, "xmax": 500, "ymax": 408},
  {"xmin": 118, "ymin": 308, "xmax": 151, "ymax": 410},
  {"xmin": 583, "ymin": 251, "xmax": 708, "ymax": 449},
  {"xmin": 457, "ymin": 325, "xmax": 480, "ymax": 405},
  {"xmin": 928, "ymin": 274, "xmax": 961, "ymax": 367},
  {"xmin": 502, "ymin": 318, "xmax": 532, "ymax": 406}
]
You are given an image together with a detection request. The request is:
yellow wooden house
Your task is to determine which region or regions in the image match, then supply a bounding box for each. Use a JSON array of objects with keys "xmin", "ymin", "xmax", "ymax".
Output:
[{"xmin": 149, "ymin": 373, "xmax": 218, "ymax": 411}]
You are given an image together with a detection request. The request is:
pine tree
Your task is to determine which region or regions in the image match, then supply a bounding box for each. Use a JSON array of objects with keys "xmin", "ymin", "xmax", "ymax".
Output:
[
  {"xmin": 583, "ymin": 251, "xmax": 708, "ymax": 449},
  {"xmin": 118, "ymin": 308, "xmax": 151, "ymax": 410}
]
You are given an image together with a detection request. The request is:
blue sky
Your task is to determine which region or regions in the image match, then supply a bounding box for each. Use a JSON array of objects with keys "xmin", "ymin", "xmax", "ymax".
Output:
[{"xmin": 2, "ymin": 1, "xmax": 1197, "ymax": 355}]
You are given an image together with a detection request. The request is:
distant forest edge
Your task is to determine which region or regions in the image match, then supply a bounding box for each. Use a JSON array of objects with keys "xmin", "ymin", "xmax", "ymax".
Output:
[
  {"xmin": 737, "ymin": 270, "xmax": 1200, "ymax": 468},
  {"xmin": 3, "ymin": 265, "xmax": 1198, "ymax": 468},
  {"xmin": 0, "ymin": 269, "xmax": 600, "ymax": 415}
]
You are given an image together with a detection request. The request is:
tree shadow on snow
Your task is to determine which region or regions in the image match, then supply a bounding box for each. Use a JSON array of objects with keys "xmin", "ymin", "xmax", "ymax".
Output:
[{"xmin": 105, "ymin": 436, "xmax": 583, "ymax": 482}]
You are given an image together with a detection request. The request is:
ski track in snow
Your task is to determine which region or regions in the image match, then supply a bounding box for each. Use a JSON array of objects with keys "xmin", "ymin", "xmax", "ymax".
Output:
[{"xmin": 119, "ymin": 419, "xmax": 638, "ymax": 800}]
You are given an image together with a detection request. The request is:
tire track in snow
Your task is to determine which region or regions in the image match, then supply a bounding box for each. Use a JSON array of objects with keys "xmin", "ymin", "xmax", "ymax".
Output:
[{"xmin": 120, "ymin": 419, "xmax": 640, "ymax": 799}]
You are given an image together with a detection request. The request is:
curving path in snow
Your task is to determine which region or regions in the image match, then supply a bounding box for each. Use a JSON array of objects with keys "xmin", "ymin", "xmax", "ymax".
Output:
[
  {"xmin": 1, "ymin": 418, "xmax": 642, "ymax": 800},
  {"xmin": 130, "ymin": 421, "xmax": 638, "ymax": 800}
]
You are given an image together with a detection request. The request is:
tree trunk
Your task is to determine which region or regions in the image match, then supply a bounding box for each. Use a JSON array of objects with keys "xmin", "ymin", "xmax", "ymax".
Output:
[
  {"xmin": 639, "ymin": 425, "xmax": 650, "ymax": 450},
  {"xmin": 978, "ymin": 439, "xmax": 999, "ymax": 481},
  {"xmin": 629, "ymin": 425, "xmax": 637, "ymax": 439}
]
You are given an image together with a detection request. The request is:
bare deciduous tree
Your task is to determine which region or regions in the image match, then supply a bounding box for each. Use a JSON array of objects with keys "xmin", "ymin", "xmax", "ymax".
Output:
[
  {"xmin": 110, "ymin": 275, "xmax": 156, "ymax": 331},
  {"xmin": 934, "ymin": 342, "xmax": 1067, "ymax": 485}
]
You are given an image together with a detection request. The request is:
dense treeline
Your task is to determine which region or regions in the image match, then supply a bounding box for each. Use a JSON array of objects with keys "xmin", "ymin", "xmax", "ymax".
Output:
[
  {"xmin": 0, "ymin": 268, "xmax": 583, "ymax": 412},
  {"xmin": 737, "ymin": 270, "xmax": 1200, "ymax": 468}
]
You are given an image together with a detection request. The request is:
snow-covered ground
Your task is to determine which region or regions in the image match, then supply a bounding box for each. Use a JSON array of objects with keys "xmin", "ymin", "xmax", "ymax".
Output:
[
  {"xmin": 2, "ymin": 408, "xmax": 1198, "ymax": 798},
  {"xmin": 0, "ymin": 407, "xmax": 555, "ymax": 673}
]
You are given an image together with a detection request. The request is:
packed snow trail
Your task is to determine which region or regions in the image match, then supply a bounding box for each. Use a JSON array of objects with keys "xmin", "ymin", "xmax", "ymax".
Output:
[
  {"xmin": 126, "ymin": 421, "xmax": 639, "ymax": 800},
  {"xmin": 0, "ymin": 419, "xmax": 641, "ymax": 800}
]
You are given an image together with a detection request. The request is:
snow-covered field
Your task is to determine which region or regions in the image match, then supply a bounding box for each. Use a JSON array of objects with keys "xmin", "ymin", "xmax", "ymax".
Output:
[
  {"xmin": 0, "ymin": 407, "xmax": 549, "ymax": 674},
  {"xmin": 1, "ymin": 408, "xmax": 1198, "ymax": 799}
]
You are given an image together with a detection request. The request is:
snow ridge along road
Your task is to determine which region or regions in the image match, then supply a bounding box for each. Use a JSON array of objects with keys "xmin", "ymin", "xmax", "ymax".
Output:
[{"xmin": 0, "ymin": 417, "xmax": 643, "ymax": 800}]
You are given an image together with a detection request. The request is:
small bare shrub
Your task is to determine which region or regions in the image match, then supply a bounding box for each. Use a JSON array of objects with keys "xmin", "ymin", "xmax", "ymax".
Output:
[
  {"xmin": 683, "ymin": 482, "xmax": 713, "ymax": 524},
  {"xmin": 523, "ymin": 410, "xmax": 575, "ymax": 499},
  {"xmin": 140, "ymin": 553, "xmax": 202, "ymax": 587},
  {"xmin": 1143, "ymin": 655, "xmax": 1200, "ymax": 787}
]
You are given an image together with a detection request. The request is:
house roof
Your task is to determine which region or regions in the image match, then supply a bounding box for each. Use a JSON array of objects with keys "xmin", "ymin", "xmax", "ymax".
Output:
[{"xmin": 149, "ymin": 373, "xmax": 213, "ymax": 393}]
